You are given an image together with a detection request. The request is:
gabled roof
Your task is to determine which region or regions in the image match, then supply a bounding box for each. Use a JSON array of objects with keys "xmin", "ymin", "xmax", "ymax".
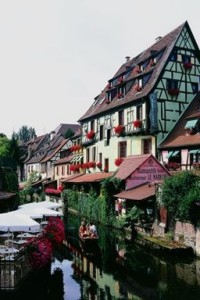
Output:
[
  {"xmin": 114, "ymin": 154, "xmax": 152, "ymax": 180},
  {"xmin": 114, "ymin": 183, "xmax": 155, "ymax": 201},
  {"xmin": 78, "ymin": 21, "xmax": 194, "ymax": 122},
  {"xmin": 158, "ymin": 92, "xmax": 200, "ymax": 149}
]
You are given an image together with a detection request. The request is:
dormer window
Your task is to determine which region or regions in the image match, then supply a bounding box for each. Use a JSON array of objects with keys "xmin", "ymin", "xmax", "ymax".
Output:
[
  {"xmin": 150, "ymin": 58, "xmax": 156, "ymax": 67},
  {"xmin": 184, "ymin": 119, "xmax": 198, "ymax": 130},
  {"xmin": 170, "ymin": 52, "xmax": 177, "ymax": 61}
]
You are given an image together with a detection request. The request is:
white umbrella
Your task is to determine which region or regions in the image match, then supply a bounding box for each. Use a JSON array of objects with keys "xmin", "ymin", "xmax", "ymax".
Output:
[
  {"xmin": 19, "ymin": 201, "xmax": 62, "ymax": 210},
  {"xmin": 18, "ymin": 207, "xmax": 63, "ymax": 219},
  {"xmin": 0, "ymin": 212, "xmax": 40, "ymax": 232}
]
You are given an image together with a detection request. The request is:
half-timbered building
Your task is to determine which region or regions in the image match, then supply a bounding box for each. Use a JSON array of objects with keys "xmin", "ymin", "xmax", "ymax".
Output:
[{"xmin": 78, "ymin": 21, "xmax": 200, "ymax": 173}]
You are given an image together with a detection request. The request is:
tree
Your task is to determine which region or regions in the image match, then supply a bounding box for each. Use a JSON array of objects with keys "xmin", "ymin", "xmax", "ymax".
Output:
[
  {"xmin": 0, "ymin": 135, "xmax": 10, "ymax": 157},
  {"xmin": 14, "ymin": 125, "xmax": 36, "ymax": 142},
  {"xmin": 64, "ymin": 128, "xmax": 74, "ymax": 139},
  {"xmin": 160, "ymin": 171, "xmax": 200, "ymax": 224}
]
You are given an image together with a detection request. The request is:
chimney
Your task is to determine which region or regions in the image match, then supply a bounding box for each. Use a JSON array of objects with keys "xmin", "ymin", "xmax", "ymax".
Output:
[
  {"xmin": 50, "ymin": 131, "xmax": 55, "ymax": 140},
  {"xmin": 125, "ymin": 56, "xmax": 130, "ymax": 63}
]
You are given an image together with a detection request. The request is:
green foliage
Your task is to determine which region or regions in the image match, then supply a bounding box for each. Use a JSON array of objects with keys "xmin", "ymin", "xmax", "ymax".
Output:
[
  {"xmin": 161, "ymin": 171, "xmax": 200, "ymax": 223},
  {"xmin": 4, "ymin": 171, "xmax": 19, "ymax": 192},
  {"xmin": 13, "ymin": 125, "xmax": 36, "ymax": 142},
  {"xmin": 64, "ymin": 128, "xmax": 74, "ymax": 139},
  {"xmin": 0, "ymin": 136, "xmax": 10, "ymax": 157}
]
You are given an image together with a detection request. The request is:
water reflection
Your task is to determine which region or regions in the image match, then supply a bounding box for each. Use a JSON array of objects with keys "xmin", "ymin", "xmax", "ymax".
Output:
[
  {"xmin": 2, "ymin": 213, "xmax": 200, "ymax": 299},
  {"xmin": 61, "ymin": 213, "xmax": 200, "ymax": 300}
]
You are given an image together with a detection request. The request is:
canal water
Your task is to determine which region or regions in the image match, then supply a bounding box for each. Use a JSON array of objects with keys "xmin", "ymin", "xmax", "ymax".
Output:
[{"xmin": 3, "ymin": 213, "xmax": 200, "ymax": 300}]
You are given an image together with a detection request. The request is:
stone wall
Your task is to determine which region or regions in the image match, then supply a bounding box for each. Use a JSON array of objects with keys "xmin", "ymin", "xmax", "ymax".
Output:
[{"xmin": 174, "ymin": 221, "xmax": 200, "ymax": 256}]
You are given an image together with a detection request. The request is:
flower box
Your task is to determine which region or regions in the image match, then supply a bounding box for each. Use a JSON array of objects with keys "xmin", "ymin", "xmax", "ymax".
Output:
[
  {"xmin": 133, "ymin": 120, "xmax": 142, "ymax": 128},
  {"xmin": 114, "ymin": 125, "xmax": 125, "ymax": 135},
  {"xmin": 115, "ymin": 158, "xmax": 124, "ymax": 166},
  {"xmin": 96, "ymin": 162, "xmax": 102, "ymax": 169},
  {"xmin": 183, "ymin": 62, "xmax": 192, "ymax": 69},
  {"xmin": 168, "ymin": 88, "xmax": 179, "ymax": 96},
  {"xmin": 86, "ymin": 130, "xmax": 95, "ymax": 140}
]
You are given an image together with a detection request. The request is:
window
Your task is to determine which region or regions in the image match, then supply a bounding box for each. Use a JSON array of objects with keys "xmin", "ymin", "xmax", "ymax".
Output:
[
  {"xmin": 170, "ymin": 52, "xmax": 177, "ymax": 61},
  {"xmin": 136, "ymin": 105, "xmax": 143, "ymax": 120},
  {"xmin": 119, "ymin": 141, "xmax": 127, "ymax": 158},
  {"xmin": 182, "ymin": 54, "xmax": 191, "ymax": 63},
  {"xmin": 127, "ymin": 107, "xmax": 134, "ymax": 124},
  {"xmin": 106, "ymin": 129, "xmax": 111, "ymax": 146},
  {"xmin": 67, "ymin": 165, "xmax": 70, "ymax": 175},
  {"xmin": 92, "ymin": 147, "xmax": 96, "ymax": 161},
  {"xmin": 61, "ymin": 166, "xmax": 64, "ymax": 176},
  {"xmin": 192, "ymin": 83, "xmax": 198, "ymax": 94},
  {"xmin": 56, "ymin": 167, "xmax": 59, "ymax": 175},
  {"xmin": 86, "ymin": 148, "xmax": 90, "ymax": 162},
  {"xmin": 108, "ymin": 89, "xmax": 117, "ymax": 101},
  {"xmin": 184, "ymin": 119, "xmax": 198, "ymax": 129},
  {"xmin": 118, "ymin": 110, "xmax": 124, "ymax": 125},
  {"xmin": 143, "ymin": 73, "xmax": 151, "ymax": 86},
  {"xmin": 104, "ymin": 158, "xmax": 109, "ymax": 172},
  {"xmin": 166, "ymin": 79, "xmax": 179, "ymax": 90},
  {"xmin": 91, "ymin": 120, "xmax": 95, "ymax": 131},
  {"xmin": 99, "ymin": 153, "xmax": 102, "ymax": 164},
  {"xmin": 143, "ymin": 139, "xmax": 152, "ymax": 154},
  {"xmin": 100, "ymin": 125, "xmax": 104, "ymax": 140}
]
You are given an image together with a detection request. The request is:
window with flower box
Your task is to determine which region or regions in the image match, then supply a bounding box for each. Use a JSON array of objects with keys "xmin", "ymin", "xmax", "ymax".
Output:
[{"xmin": 166, "ymin": 79, "xmax": 179, "ymax": 95}]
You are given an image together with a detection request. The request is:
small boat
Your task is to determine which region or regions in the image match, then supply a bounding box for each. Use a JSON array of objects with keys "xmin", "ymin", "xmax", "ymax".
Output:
[{"xmin": 79, "ymin": 234, "xmax": 99, "ymax": 253}]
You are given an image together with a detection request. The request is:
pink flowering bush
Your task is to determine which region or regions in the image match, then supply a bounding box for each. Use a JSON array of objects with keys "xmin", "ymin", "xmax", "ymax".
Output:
[
  {"xmin": 43, "ymin": 217, "xmax": 65, "ymax": 247},
  {"xmin": 24, "ymin": 217, "xmax": 65, "ymax": 269},
  {"xmin": 25, "ymin": 236, "xmax": 52, "ymax": 269}
]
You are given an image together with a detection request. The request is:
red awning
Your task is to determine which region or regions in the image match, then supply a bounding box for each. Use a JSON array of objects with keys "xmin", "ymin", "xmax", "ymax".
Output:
[
  {"xmin": 114, "ymin": 183, "xmax": 155, "ymax": 201},
  {"xmin": 64, "ymin": 172, "xmax": 114, "ymax": 183}
]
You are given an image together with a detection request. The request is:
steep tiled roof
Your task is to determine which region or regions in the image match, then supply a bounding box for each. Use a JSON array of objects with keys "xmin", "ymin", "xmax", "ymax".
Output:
[
  {"xmin": 158, "ymin": 92, "xmax": 200, "ymax": 149},
  {"xmin": 54, "ymin": 123, "xmax": 81, "ymax": 136},
  {"xmin": 54, "ymin": 155, "xmax": 73, "ymax": 165},
  {"xmin": 40, "ymin": 139, "xmax": 68, "ymax": 163},
  {"xmin": 114, "ymin": 154, "xmax": 152, "ymax": 180},
  {"xmin": 114, "ymin": 183, "xmax": 155, "ymax": 201},
  {"xmin": 78, "ymin": 21, "xmax": 189, "ymax": 122}
]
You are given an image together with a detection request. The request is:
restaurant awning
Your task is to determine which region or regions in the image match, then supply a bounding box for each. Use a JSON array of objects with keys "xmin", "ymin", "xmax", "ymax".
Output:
[
  {"xmin": 65, "ymin": 172, "xmax": 114, "ymax": 183},
  {"xmin": 114, "ymin": 183, "xmax": 155, "ymax": 201}
]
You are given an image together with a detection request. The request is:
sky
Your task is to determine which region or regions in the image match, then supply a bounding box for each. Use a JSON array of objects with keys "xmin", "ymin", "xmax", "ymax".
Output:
[{"xmin": 0, "ymin": 0, "xmax": 200, "ymax": 138}]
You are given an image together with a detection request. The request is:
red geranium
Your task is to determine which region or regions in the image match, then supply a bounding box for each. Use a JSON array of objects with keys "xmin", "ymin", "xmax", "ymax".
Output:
[
  {"xmin": 114, "ymin": 125, "xmax": 125, "ymax": 135},
  {"xmin": 86, "ymin": 130, "xmax": 95, "ymax": 140},
  {"xmin": 133, "ymin": 120, "xmax": 142, "ymax": 128},
  {"xmin": 115, "ymin": 158, "xmax": 124, "ymax": 166}
]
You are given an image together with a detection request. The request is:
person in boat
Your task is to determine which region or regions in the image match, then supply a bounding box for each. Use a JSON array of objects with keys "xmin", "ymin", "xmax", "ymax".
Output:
[
  {"xmin": 89, "ymin": 221, "xmax": 97, "ymax": 238},
  {"xmin": 79, "ymin": 221, "xmax": 89, "ymax": 237}
]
